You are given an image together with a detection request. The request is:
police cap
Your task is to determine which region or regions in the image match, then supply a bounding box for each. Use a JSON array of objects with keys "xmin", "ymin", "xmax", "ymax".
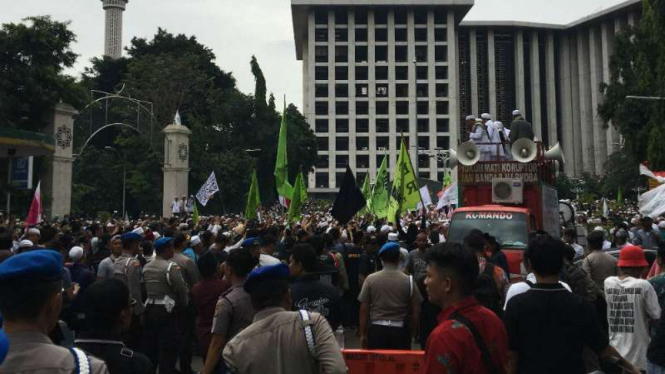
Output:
[
  {"xmin": 378, "ymin": 242, "xmax": 400, "ymax": 256},
  {"xmin": 243, "ymin": 263, "xmax": 289, "ymax": 293},
  {"xmin": 0, "ymin": 250, "xmax": 63, "ymax": 282}
]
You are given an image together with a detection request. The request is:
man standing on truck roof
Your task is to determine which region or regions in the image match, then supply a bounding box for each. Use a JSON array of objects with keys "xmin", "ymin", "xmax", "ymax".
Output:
[
  {"xmin": 469, "ymin": 118, "xmax": 492, "ymax": 162},
  {"xmin": 509, "ymin": 109, "xmax": 535, "ymax": 144}
]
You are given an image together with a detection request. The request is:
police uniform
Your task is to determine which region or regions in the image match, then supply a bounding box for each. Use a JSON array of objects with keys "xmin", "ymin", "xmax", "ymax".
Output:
[
  {"xmin": 223, "ymin": 264, "xmax": 346, "ymax": 374},
  {"xmin": 171, "ymin": 252, "xmax": 199, "ymax": 374},
  {"xmin": 141, "ymin": 238, "xmax": 188, "ymax": 374},
  {"xmin": 0, "ymin": 250, "xmax": 109, "ymax": 374},
  {"xmin": 113, "ymin": 233, "xmax": 145, "ymax": 350},
  {"xmin": 211, "ymin": 285, "xmax": 255, "ymax": 341}
]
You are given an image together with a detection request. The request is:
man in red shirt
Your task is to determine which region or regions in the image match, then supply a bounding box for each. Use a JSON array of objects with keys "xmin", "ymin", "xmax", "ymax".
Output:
[{"xmin": 423, "ymin": 242, "xmax": 509, "ymax": 374}]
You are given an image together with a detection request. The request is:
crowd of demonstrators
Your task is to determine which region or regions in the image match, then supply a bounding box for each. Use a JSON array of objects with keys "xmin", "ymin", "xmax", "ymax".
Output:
[{"xmin": 3, "ymin": 204, "xmax": 665, "ymax": 374}]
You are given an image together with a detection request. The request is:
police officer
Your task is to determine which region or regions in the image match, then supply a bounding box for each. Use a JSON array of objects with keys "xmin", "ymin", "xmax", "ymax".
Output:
[
  {"xmin": 223, "ymin": 264, "xmax": 346, "ymax": 374},
  {"xmin": 0, "ymin": 250, "xmax": 110, "ymax": 373},
  {"xmin": 113, "ymin": 232, "xmax": 144, "ymax": 349},
  {"xmin": 142, "ymin": 237, "xmax": 188, "ymax": 374}
]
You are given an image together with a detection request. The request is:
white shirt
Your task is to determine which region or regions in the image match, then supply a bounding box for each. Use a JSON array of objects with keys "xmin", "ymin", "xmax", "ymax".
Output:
[
  {"xmin": 172, "ymin": 200, "xmax": 182, "ymax": 214},
  {"xmin": 571, "ymin": 243, "xmax": 584, "ymax": 257},
  {"xmin": 605, "ymin": 276, "xmax": 661, "ymax": 370},
  {"xmin": 259, "ymin": 253, "xmax": 281, "ymax": 267},
  {"xmin": 398, "ymin": 247, "xmax": 409, "ymax": 271},
  {"xmin": 504, "ymin": 273, "xmax": 572, "ymax": 310}
]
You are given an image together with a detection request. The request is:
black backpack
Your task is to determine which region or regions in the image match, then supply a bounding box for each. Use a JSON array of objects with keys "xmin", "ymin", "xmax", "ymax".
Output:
[{"xmin": 475, "ymin": 263, "xmax": 503, "ymax": 318}]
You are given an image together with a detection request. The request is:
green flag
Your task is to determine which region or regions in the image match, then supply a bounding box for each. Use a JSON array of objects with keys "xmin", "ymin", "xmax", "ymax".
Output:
[
  {"xmin": 288, "ymin": 172, "xmax": 306, "ymax": 223},
  {"xmin": 359, "ymin": 173, "xmax": 371, "ymax": 215},
  {"xmin": 617, "ymin": 186, "xmax": 623, "ymax": 207},
  {"xmin": 443, "ymin": 170, "xmax": 452, "ymax": 187},
  {"xmin": 388, "ymin": 137, "xmax": 421, "ymax": 221},
  {"xmin": 370, "ymin": 155, "xmax": 390, "ymax": 219},
  {"xmin": 274, "ymin": 103, "xmax": 293, "ymax": 206},
  {"xmin": 245, "ymin": 169, "xmax": 261, "ymax": 219},
  {"xmin": 192, "ymin": 201, "xmax": 200, "ymax": 226}
]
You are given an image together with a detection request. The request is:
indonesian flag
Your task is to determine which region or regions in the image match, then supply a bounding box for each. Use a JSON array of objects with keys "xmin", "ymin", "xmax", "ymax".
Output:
[{"xmin": 26, "ymin": 181, "xmax": 42, "ymax": 226}]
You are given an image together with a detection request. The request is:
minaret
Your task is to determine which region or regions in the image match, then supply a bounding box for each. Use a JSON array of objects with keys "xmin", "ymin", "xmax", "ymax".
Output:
[{"xmin": 101, "ymin": 0, "xmax": 128, "ymax": 59}]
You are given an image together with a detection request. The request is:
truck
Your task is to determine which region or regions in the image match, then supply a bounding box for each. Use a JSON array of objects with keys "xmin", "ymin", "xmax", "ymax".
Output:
[{"xmin": 447, "ymin": 141, "xmax": 560, "ymax": 281}]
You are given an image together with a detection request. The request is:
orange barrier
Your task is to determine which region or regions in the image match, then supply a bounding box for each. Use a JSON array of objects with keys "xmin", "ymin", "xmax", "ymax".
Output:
[{"xmin": 342, "ymin": 350, "xmax": 426, "ymax": 374}]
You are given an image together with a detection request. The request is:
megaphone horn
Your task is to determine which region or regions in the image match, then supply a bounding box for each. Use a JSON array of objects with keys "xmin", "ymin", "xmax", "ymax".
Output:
[
  {"xmin": 511, "ymin": 138, "xmax": 537, "ymax": 163},
  {"xmin": 544, "ymin": 142, "xmax": 566, "ymax": 164},
  {"xmin": 457, "ymin": 141, "xmax": 480, "ymax": 166}
]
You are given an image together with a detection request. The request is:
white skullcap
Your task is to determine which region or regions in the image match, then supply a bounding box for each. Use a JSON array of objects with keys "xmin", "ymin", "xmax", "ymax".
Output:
[
  {"xmin": 28, "ymin": 228, "xmax": 40, "ymax": 236},
  {"xmin": 465, "ymin": 115, "xmax": 476, "ymax": 121},
  {"xmin": 380, "ymin": 225, "xmax": 392, "ymax": 233},
  {"xmin": 481, "ymin": 113, "xmax": 492, "ymax": 120},
  {"xmin": 69, "ymin": 246, "xmax": 84, "ymax": 262},
  {"xmin": 631, "ymin": 218, "xmax": 639, "ymax": 225},
  {"xmin": 106, "ymin": 222, "xmax": 115, "ymax": 228},
  {"xmin": 19, "ymin": 239, "xmax": 33, "ymax": 248},
  {"xmin": 512, "ymin": 110, "xmax": 521, "ymax": 116},
  {"xmin": 593, "ymin": 226, "xmax": 606, "ymax": 233},
  {"xmin": 366, "ymin": 225, "xmax": 377, "ymax": 234},
  {"xmin": 132, "ymin": 227, "xmax": 145, "ymax": 236},
  {"xmin": 190, "ymin": 235, "xmax": 201, "ymax": 246},
  {"xmin": 659, "ymin": 221, "xmax": 665, "ymax": 229},
  {"xmin": 388, "ymin": 233, "xmax": 399, "ymax": 242}
]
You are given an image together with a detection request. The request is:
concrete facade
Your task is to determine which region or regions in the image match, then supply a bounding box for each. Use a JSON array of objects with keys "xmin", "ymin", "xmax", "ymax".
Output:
[
  {"xmin": 42, "ymin": 103, "xmax": 78, "ymax": 218},
  {"xmin": 162, "ymin": 123, "xmax": 191, "ymax": 218},
  {"xmin": 292, "ymin": 0, "xmax": 642, "ymax": 194},
  {"xmin": 102, "ymin": 0, "xmax": 128, "ymax": 59}
]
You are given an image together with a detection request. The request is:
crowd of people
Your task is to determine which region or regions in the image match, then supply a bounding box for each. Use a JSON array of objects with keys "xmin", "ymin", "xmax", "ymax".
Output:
[{"xmin": 0, "ymin": 204, "xmax": 665, "ymax": 374}]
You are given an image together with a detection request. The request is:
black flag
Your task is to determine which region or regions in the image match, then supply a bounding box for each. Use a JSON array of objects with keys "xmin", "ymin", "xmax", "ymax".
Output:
[{"xmin": 331, "ymin": 165, "xmax": 367, "ymax": 224}]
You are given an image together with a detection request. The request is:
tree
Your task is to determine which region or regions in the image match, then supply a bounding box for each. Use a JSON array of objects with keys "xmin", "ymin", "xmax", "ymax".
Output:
[
  {"xmin": 0, "ymin": 16, "xmax": 84, "ymax": 131},
  {"xmin": 601, "ymin": 150, "xmax": 641, "ymax": 199},
  {"xmin": 75, "ymin": 29, "xmax": 318, "ymax": 216},
  {"xmin": 599, "ymin": 1, "xmax": 665, "ymax": 168}
]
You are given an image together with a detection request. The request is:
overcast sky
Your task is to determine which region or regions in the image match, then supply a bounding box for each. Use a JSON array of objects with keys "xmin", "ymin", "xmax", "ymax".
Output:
[{"xmin": 2, "ymin": 0, "xmax": 627, "ymax": 111}]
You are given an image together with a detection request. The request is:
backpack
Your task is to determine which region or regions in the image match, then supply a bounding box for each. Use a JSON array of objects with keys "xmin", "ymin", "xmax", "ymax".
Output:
[{"xmin": 475, "ymin": 263, "xmax": 503, "ymax": 317}]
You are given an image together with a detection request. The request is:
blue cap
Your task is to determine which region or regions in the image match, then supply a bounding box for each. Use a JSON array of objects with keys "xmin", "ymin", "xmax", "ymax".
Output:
[
  {"xmin": 154, "ymin": 237, "xmax": 174, "ymax": 250},
  {"xmin": 379, "ymin": 242, "xmax": 400, "ymax": 256},
  {"xmin": 121, "ymin": 232, "xmax": 142, "ymax": 242},
  {"xmin": 0, "ymin": 330, "xmax": 7, "ymax": 365},
  {"xmin": 0, "ymin": 250, "xmax": 63, "ymax": 282},
  {"xmin": 242, "ymin": 237, "xmax": 261, "ymax": 249},
  {"xmin": 244, "ymin": 263, "xmax": 290, "ymax": 293}
]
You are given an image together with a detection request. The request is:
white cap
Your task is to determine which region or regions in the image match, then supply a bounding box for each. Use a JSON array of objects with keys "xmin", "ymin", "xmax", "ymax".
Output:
[
  {"xmin": 380, "ymin": 225, "xmax": 392, "ymax": 233},
  {"xmin": 19, "ymin": 239, "xmax": 33, "ymax": 248},
  {"xmin": 631, "ymin": 218, "xmax": 640, "ymax": 225},
  {"xmin": 190, "ymin": 235, "xmax": 201, "ymax": 246},
  {"xmin": 659, "ymin": 221, "xmax": 665, "ymax": 229},
  {"xmin": 495, "ymin": 121, "xmax": 504, "ymax": 129},
  {"xmin": 106, "ymin": 221, "xmax": 115, "ymax": 228},
  {"xmin": 132, "ymin": 227, "xmax": 145, "ymax": 236},
  {"xmin": 388, "ymin": 232, "xmax": 399, "ymax": 242},
  {"xmin": 366, "ymin": 225, "xmax": 377, "ymax": 234},
  {"xmin": 593, "ymin": 226, "xmax": 606, "ymax": 233},
  {"xmin": 512, "ymin": 110, "xmax": 521, "ymax": 116},
  {"xmin": 481, "ymin": 113, "xmax": 492, "ymax": 120},
  {"xmin": 465, "ymin": 115, "xmax": 475, "ymax": 121},
  {"xmin": 69, "ymin": 246, "xmax": 84, "ymax": 262},
  {"xmin": 27, "ymin": 228, "xmax": 40, "ymax": 236}
]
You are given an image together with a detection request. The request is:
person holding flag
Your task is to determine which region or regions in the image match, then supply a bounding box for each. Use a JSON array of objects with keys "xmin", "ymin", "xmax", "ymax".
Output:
[
  {"xmin": 287, "ymin": 172, "xmax": 308, "ymax": 223},
  {"xmin": 369, "ymin": 155, "xmax": 390, "ymax": 219}
]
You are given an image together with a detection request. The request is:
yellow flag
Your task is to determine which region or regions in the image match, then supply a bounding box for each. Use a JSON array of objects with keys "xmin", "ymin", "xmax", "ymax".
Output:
[{"xmin": 388, "ymin": 137, "xmax": 421, "ymax": 221}]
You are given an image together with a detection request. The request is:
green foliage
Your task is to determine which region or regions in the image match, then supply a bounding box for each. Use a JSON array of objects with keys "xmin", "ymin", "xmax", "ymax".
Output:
[
  {"xmin": 599, "ymin": 0, "xmax": 665, "ymax": 168},
  {"xmin": 601, "ymin": 150, "xmax": 641, "ymax": 199},
  {"xmin": 0, "ymin": 16, "xmax": 85, "ymax": 130},
  {"xmin": 75, "ymin": 29, "xmax": 318, "ymax": 216}
]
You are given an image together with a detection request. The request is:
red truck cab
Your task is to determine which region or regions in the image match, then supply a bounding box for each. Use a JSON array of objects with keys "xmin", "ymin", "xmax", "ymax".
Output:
[{"xmin": 448, "ymin": 146, "xmax": 559, "ymax": 282}]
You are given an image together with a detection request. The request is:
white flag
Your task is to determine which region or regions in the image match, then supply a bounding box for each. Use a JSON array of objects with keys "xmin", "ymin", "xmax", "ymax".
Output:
[
  {"xmin": 437, "ymin": 183, "xmax": 458, "ymax": 210},
  {"xmin": 174, "ymin": 110, "xmax": 182, "ymax": 126},
  {"xmin": 640, "ymin": 163, "xmax": 665, "ymax": 184},
  {"xmin": 196, "ymin": 172, "xmax": 220, "ymax": 206},
  {"xmin": 417, "ymin": 186, "xmax": 433, "ymax": 210},
  {"xmin": 602, "ymin": 198, "xmax": 609, "ymax": 218}
]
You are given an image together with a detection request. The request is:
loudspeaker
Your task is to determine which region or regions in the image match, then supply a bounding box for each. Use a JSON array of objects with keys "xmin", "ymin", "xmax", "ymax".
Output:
[
  {"xmin": 544, "ymin": 142, "xmax": 566, "ymax": 164},
  {"xmin": 511, "ymin": 138, "xmax": 537, "ymax": 163},
  {"xmin": 457, "ymin": 141, "xmax": 480, "ymax": 166}
]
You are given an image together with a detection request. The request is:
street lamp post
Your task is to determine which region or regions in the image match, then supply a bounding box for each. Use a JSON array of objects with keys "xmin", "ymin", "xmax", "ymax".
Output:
[{"xmin": 105, "ymin": 146, "xmax": 126, "ymax": 218}]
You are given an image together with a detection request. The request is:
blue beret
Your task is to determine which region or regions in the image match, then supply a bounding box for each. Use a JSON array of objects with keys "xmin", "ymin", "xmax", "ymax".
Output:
[
  {"xmin": 121, "ymin": 232, "xmax": 142, "ymax": 242},
  {"xmin": 0, "ymin": 330, "xmax": 7, "ymax": 365},
  {"xmin": 244, "ymin": 263, "xmax": 289, "ymax": 293},
  {"xmin": 242, "ymin": 237, "xmax": 261, "ymax": 248},
  {"xmin": 154, "ymin": 237, "xmax": 174, "ymax": 250},
  {"xmin": 0, "ymin": 250, "xmax": 63, "ymax": 282},
  {"xmin": 379, "ymin": 242, "xmax": 401, "ymax": 256}
]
